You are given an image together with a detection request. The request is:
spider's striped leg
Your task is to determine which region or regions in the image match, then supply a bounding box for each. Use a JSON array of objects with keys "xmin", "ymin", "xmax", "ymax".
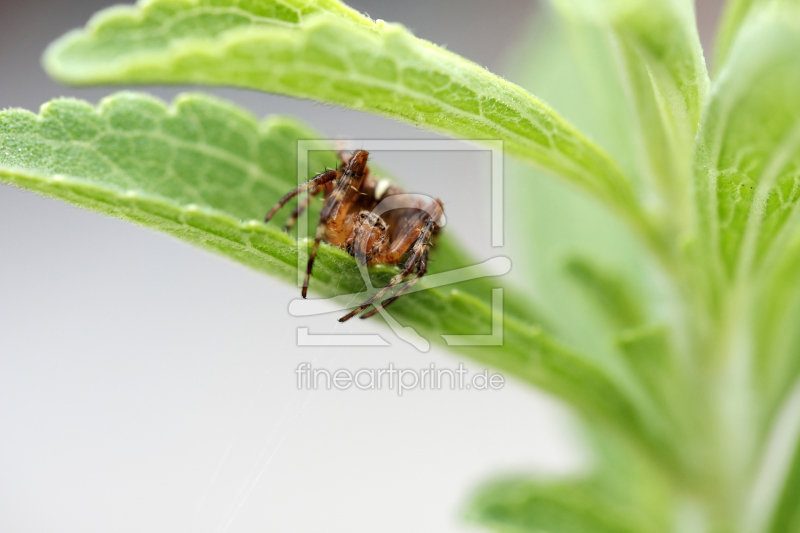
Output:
[
  {"xmin": 334, "ymin": 140, "xmax": 356, "ymax": 167},
  {"xmin": 339, "ymin": 218, "xmax": 434, "ymax": 322},
  {"xmin": 283, "ymin": 183, "xmax": 326, "ymax": 232},
  {"xmin": 337, "ymin": 149, "xmax": 352, "ymax": 166},
  {"xmin": 302, "ymin": 151, "xmax": 370, "ymax": 298},
  {"xmin": 360, "ymin": 246, "xmax": 429, "ymax": 319},
  {"xmin": 264, "ymin": 169, "xmax": 338, "ymax": 223},
  {"xmin": 335, "ymin": 147, "xmax": 373, "ymax": 185},
  {"xmin": 302, "ymin": 222, "xmax": 327, "ymax": 299}
]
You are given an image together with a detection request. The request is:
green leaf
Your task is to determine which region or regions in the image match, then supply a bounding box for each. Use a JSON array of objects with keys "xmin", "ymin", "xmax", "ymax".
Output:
[
  {"xmin": 741, "ymin": 381, "xmax": 800, "ymax": 533},
  {"xmin": 550, "ymin": 0, "xmax": 708, "ymax": 217},
  {"xmin": 564, "ymin": 257, "xmax": 646, "ymax": 330},
  {"xmin": 694, "ymin": 8, "xmax": 800, "ymax": 285},
  {"xmin": 768, "ymin": 424, "xmax": 800, "ymax": 532},
  {"xmin": 754, "ymin": 231, "xmax": 800, "ymax": 422},
  {"xmin": 501, "ymin": 8, "xmax": 657, "ymax": 363},
  {"xmin": 0, "ymin": 92, "xmax": 666, "ymax": 457},
  {"xmin": 714, "ymin": 0, "xmax": 800, "ymax": 71},
  {"xmin": 0, "ymin": 91, "xmax": 488, "ymax": 310},
  {"xmin": 715, "ymin": 0, "xmax": 762, "ymax": 70},
  {"xmin": 468, "ymin": 479, "xmax": 651, "ymax": 533},
  {"xmin": 615, "ymin": 326, "xmax": 689, "ymax": 429},
  {"xmin": 467, "ymin": 425, "xmax": 676, "ymax": 533},
  {"xmin": 43, "ymin": 0, "xmax": 657, "ymax": 251}
]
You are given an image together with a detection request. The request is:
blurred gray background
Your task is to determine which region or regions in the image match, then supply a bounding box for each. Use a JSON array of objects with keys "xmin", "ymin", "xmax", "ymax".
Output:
[{"xmin": 0, "ymin": 1, "xmax": 724, "ymax": 532}]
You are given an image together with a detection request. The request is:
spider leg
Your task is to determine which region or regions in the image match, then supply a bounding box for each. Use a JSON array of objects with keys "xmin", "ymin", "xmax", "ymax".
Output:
[
  {"xmin": 335, "ymin": 145, "xmax": 372, "ymax": 184},
  {"xmin": 283, "ymin": 182, "xmax": 327, "ymax": 231},
  {"xmin": 338, "ymin": 149, "xmax": 352, "ymax": 166},
  {"xmin": 302, "ymin": 150, "xmax": 370, "ymax": 298},
  {"xmin": 359, "ymin": 246, "xmax": 429, "ymax": 319},
  {"xmin": 303, "ymin": 222, "xmax": 327, "ymax": 298},
  {"xmin": 339, "ymin": 218, "xmax": 434, "ymax": 322},
  {"xmin": 264, "ymin": 169, "xmax": 339, "ymax": 223}
]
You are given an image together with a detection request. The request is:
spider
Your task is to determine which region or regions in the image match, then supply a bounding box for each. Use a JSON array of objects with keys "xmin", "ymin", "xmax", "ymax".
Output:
[{"xmin": 264, "ymin": 149, "xmax": 445, "ymax": 322}]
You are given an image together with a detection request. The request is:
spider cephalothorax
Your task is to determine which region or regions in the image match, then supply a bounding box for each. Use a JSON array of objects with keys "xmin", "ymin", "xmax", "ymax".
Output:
[{"xmin": 264, "ymin": 149, "xmax": 444, "ymax": 322}]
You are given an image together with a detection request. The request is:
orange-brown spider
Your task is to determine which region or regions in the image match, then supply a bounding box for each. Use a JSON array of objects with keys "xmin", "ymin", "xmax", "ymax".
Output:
[{"xmin": 264, "ymin": 149, "xmax": 444, "ymax": 322}]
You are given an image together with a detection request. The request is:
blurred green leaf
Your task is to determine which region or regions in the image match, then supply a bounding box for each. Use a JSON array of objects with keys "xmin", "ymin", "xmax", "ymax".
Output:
[
  {"xmin": 565, "ymin": 257, "xmax": 646, "ymax": 330},
  {"xmin": 768, "ymin": 428, "xmax": 800, "ymax": 532},
  {"xmin": 694, "ymin": 9, "xmax": 800, "ymax": 285},
  {"xmin": 715, "ymin": 0, "xmax": 762, "ymax": 70},
  {"xmin": 689, "ymin": 15, "xmax": 800, "ymax": 529},
  {"xmin": 500, "ymin": 8, "xmax": 657, "ymax": 364},
  {"xmin": 615, "ymin": 326, "xmax": 692, "ymax": 431},
  {"xmin": 754, "ymin": 231, "xmax": 800, "ymax": 427},
  {"xmin": 468, "ymin": 479, "xmax": 654, "ymax": 533},
  {"xmin": 616, "ymin": 326, "xmax": 672, "ymax": 392},
  {"xmin": 551, "ymin": 0, "xmax": 708, "ymax": 218},
  {"xmin": 715, "ymin": 0, "xmax": 800, "ymax": 71},
  {"xmin": 468, "ymin": 425, "xmax": 676, "ymax": 533},
  {"xmin": 469, "ymin": 3, "xmax": 717, "ymax": 530}
]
